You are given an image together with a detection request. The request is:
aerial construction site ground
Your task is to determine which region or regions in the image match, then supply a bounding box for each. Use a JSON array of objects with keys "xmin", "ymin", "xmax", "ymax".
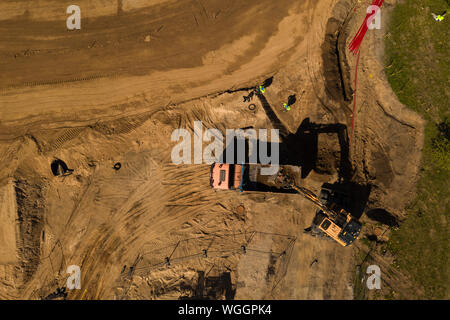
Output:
[{"xmin": 0, "ymin": 0, "xmax": 448, "ymax": 300}]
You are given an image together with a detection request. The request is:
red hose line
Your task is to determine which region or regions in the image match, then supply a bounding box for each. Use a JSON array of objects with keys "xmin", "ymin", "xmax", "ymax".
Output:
[
  {"xmin": 349, "ymin": 0, "xmax": 384, "ymax": 55},
  {"xmin": 348, "ymin": 0, "xmax": 385, "ymax": 152},
  {"xmin": 349, "ymin": 50, "xmax": 360, "ymax": 153}
]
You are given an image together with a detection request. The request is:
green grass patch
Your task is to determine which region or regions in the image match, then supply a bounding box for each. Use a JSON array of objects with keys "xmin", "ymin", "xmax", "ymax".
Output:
[{"xmin": 384, "ymin": 0, "xmax": 449, "ymax": 299}]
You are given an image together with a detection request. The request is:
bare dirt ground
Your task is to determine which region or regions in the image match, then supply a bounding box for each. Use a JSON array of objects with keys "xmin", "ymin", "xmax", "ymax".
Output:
[{"xmin": 0, "ymin": 0, "xmax": 425, "ymax": 299}]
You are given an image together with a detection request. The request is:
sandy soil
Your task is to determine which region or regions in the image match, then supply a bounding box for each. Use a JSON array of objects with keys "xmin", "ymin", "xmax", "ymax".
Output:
[{"xmin": 0, "ymin": 0, "xmax": 424, "ymax": 299}]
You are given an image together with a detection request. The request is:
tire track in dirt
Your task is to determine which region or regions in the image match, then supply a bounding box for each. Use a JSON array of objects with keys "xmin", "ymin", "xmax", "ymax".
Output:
[{"xmin": 61, "ymin": 159, "xmax": 226, "ymax": 299}]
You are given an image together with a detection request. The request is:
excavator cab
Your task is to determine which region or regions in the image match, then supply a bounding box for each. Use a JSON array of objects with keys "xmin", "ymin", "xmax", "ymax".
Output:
[
  {"xmin": 337, "ymin": 219, "xmax": 362, "ymax": 245},
  {"xmin": 312, "ymin": 210, "xmax": 361, "ymax": 246},
  {"xmin": 308, "ymin": 186, "xmax": 361, "ymax": 246}
]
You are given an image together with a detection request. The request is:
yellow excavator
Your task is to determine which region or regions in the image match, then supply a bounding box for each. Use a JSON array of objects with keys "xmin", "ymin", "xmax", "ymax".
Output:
[
  {"xmin": 267, "ymin": 168, "xmax": 360, "ymax": 247},
  {"xmin": 287, "ymin": 181, "xmax": 361, "ymax": 247}
]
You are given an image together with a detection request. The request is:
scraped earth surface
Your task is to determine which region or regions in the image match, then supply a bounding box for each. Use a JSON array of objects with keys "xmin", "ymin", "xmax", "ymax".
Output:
[{"xmin": 0, "ymin": 0, "xmax": 424, "ymax": 299}]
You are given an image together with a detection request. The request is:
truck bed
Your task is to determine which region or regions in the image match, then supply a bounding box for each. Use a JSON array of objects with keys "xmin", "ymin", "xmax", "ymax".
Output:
[{"xmin": 242, "ymin": 164, "xmax": 301, "ymax": 192}]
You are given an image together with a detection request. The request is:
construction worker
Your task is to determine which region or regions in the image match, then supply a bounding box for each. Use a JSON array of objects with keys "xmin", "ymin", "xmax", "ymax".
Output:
[
  {"xmin": 259, "ymin": 85, "xmax": 266, "ymax": 94},
  {"xmin": 283, "ymin": 103, "xmax": 291, "ymax": 112},
  {"xmin": 432, "ymin": 10, "xmax": 447, "ymax": 21}
]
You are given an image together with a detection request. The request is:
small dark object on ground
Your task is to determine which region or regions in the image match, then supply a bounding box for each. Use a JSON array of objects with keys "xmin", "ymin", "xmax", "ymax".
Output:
[
  {"xmin": 236, "ymin": 205, "xmax": 246, "ymax": 215},
  {"xmin": 114, "ymin": 162, "xmax": 122, "ymax": 170},
  {"xmin": 51, "ymin": 159, "xmax": 74, "ymax": 176},
  {"xmin": 287, "ymin": 94, "xmax": 297, "ymax": 106},
  {"xmin": 248, "ymin": 103, "xmax": 256, "ymax": 111},
  {"xmin": 42, "ymin": 287, "xmax": 67, "ymax": 300}
]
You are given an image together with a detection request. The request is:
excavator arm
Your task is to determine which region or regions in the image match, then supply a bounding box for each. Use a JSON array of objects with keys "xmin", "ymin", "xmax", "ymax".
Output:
[
  {"xmin": 287, "ymin": 181, "xmax": 361, "ymax": 246},
  {"xmin": 286, "ymin": 182, "xmax": 339, "ymax": 221}
]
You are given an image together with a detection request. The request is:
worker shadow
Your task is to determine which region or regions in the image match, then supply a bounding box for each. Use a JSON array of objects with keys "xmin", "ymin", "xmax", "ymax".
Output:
[
  {"xmin": 262, "ymin": 76, "xmax": 273, "ymax": 88},
  {"xmin": 287, "ymin": 94, "xmax": 296, "ymax": 106},
  {"xmin": 256, "ymin": 92, "xmax": 352, "ymax": 179}
]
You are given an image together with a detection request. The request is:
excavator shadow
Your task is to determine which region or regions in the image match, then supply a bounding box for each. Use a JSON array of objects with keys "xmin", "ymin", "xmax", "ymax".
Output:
[
  {"xmin": 282, "ymin": 118, "xmax": 352, "ymax": 179},
  {"xmin": 319, "ymin": 181, "xmax": 371, "ymax": 219},
  {"xmin": 256, "ymin": 92, "xmax": 352, "ymax": 179}
]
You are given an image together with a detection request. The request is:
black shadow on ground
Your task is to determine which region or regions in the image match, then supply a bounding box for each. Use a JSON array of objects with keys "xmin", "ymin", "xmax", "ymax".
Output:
[
  {"xmin": 256, "ymin": 92, "xmax": 352, "ymax": 179},
  {"xmin": 180, "ymin": 271, "xmax": 235, "ymax": 300},
  {"xmin": 365, "ymin": 208, "xmax": 399, "ymax": 227},
  {"xmin": 51, "ymin": 159, "xmax": 73, "ymax": 176},
  {"xmin": 320, "ymin": 181, "xmax": 371, "ymax": 219}
]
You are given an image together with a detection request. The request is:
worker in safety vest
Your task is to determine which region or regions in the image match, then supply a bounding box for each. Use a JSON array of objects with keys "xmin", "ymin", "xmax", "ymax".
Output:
[
  {"xmin": 259, "ymin": 85, "xmax": 266, "ymax": 94},
  {"xmin": 283, "ymin": 103, "xmax": 291, "ymax": 112},
  {"xmin": 432, "ymin": 10, "xmax": 447, "ymax": 21}
]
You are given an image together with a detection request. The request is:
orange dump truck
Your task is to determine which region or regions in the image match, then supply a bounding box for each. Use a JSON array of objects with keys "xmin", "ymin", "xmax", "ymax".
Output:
[{"xmin": 209, "ymin": 163, "xmax": 301, "ymax": 192}]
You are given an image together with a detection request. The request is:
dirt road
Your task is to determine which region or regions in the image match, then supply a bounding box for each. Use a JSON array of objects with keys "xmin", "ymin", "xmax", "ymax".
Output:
[{"xmin": 0, "ymin": 0, "xmax": 306, "ymax": 137}]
